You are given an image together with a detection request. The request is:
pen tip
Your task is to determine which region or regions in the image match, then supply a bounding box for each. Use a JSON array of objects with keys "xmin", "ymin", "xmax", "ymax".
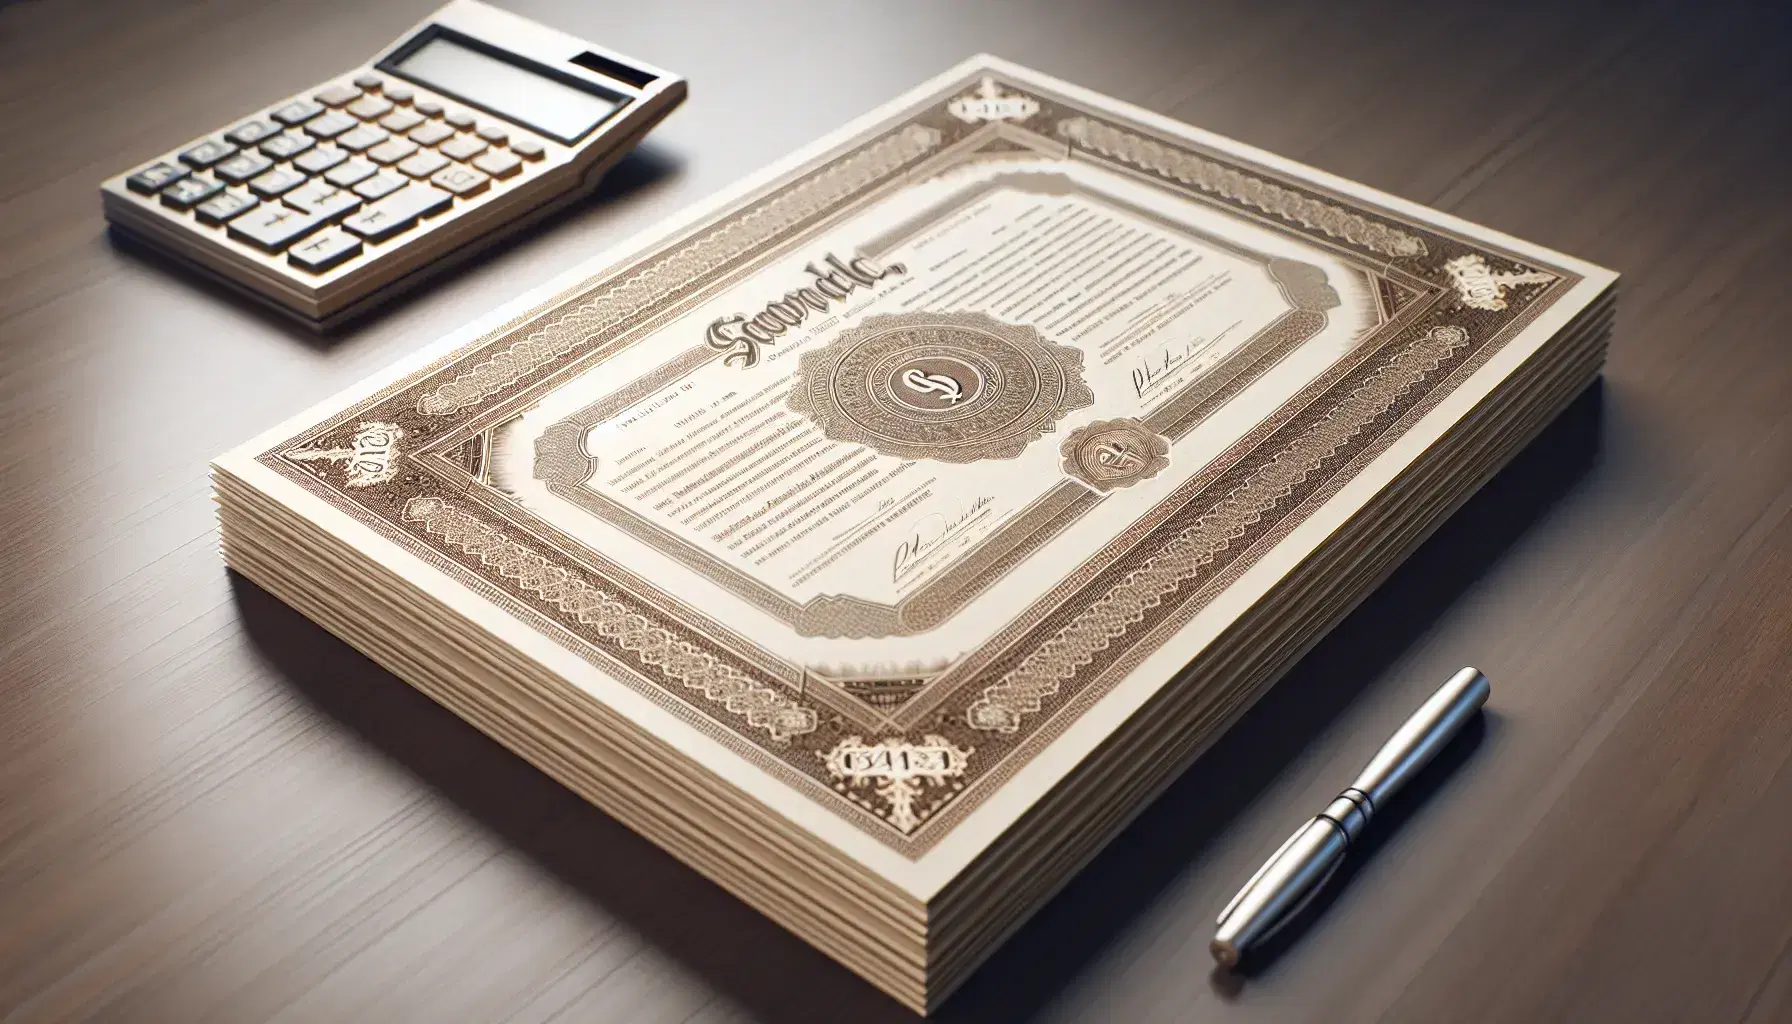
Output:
[{"xmin": 1210, "ymin": 938, "xmax": 1239, "ymax": 968}]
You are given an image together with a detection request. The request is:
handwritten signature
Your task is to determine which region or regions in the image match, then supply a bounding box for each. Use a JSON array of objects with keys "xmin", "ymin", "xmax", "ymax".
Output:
[
  {"xmin": 1129, "ymin": 320, "xmax": 1242, "ymax": 400},
  {"xmin": 892, "ymin": 495, "xmax": 995, "ymax": 583}
]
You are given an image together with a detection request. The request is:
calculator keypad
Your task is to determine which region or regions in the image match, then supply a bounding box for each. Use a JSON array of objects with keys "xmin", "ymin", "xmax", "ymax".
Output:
[{"xmin": 115, "ymin": 71, "xmax": 557, "ymax": 275}]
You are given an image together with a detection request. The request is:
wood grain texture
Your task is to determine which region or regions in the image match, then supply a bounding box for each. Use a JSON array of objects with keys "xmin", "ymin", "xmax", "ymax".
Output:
[{"xmin": 3, "ymin": 0, "xmax": 1790, "ymax": 1021}]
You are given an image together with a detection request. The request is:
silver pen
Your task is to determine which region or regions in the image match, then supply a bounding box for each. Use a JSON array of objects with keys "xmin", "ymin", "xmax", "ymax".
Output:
[{"xmin": 1211, "ymin": 666, "xmax": 1491, "ymax": 967}]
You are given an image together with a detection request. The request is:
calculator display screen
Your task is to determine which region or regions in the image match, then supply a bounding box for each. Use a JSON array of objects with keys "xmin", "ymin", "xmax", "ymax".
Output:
[{"xmin": 389, "ymin": 35, "xmax": 622, "ymax": 143}]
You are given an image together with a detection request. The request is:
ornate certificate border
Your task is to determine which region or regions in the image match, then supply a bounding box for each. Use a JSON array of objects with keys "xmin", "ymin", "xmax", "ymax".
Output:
[
  {"xmin": 527, "ymin": 170, "xmax": 1346, "ymax": 642},
  {"xmin": 255, "ymin": 63, "xmax": 1582, "ymax": 857}
]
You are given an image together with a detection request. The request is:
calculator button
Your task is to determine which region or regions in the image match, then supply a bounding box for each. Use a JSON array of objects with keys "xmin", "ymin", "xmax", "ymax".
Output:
[
  {"xmin": 407, "ymin": 121, "xmax": 454, "ymax": 147},
  {"xmin": 314, "ymin": 83, "xmax": 361, "ymax": 107},
  {"xmin": 352, "ymin": 73, "xmax": 383, "ymax": 91},
  {"xmin": 226, "ymin": 120, "xmax": 281, "ymax": 146},
  {"xmin": 288, "ymin": 229, "xmax": 364, "ymax": 273},
  {"xmin": 395, "ymin": 149, "xmax": 449, "ymax": 179},
  {"xmin": 194, "ymin": 191, "xmax": 257, "ymax": 226},
  {"xmin": 475, "ymin": 125, "xmax": 508, "ymax": 145},
  {"xmin": 303, "ymin": 111, "xmax": 359, "ymax": 139},
  {"xmin": 127, "ymin": 161, "xmax": 188, "ymax": 194},
  {"xmin": 159, "ymin": 176, "xmax": 224, "ymax": 211},
  {"xmin": 351, "ymin": 172, "xmax": 407, "ymax": 201},
  {"xmin": 292, "ymin": 146, "xmax": 348, "ymax": 174},
  {"xmin": 442, "ymin": 109, "xmax": 476, "ymax": 130},
  {"xmin": 271, "ymin": 98, "xmax": 326, "ymax": 125},
  {"xmin": 258, "ymin": 133, "xmax": 313, "ymax": 161},
  {"xmin": 214, "ymin": 151, "xmax": 274, "ymax": 183},
  {"xmin": 323, "ymin": 158, "xmax": 378, "ymax": 187},
  {"xmin": 180, "ymin": 139, "xmax": 237, "ymax": 168},
  {"xmin": 227, "ymin": 203, "xmax": 327, "ymax": 251},
  {"xmin": 283, "ymin": 181, "xmax": 362, "ymax": 221},
  {"xmin": 437, "ymin": 134, "xmax": 487, "ymax": 162},
  {"xmin": 366, "ymin": 138, "xmax": 418, "ymax": 165},
  {"xmin": 280, "ymin": 179, "xmax": 333, "ymax": 209},
  {"xmin": 413, "ymin": 98, "xmax": 443, "ymax": 117},
  {"xmin": 248, "ymin": 166, "xmax": 308, "ymax": 198},
  {"xmin": 430, "ymin": 163, "xmax": 490, "ymax": 197},
  {"xmin": 379, "ymin": 108, "xmax": 425, "ymax": 134},
  {"xmin": 341, "ymin": 183, "xmax": 452, "ymax": 242},
  {"xmin": 383, "ymin": 83, "xmax": 414, "ymax": 104},
  {"xmin": 346, "ymin": 95, "xmax": 393, "ymax": 121},
  {"xmin": 335, "ymin": 125, "xmax": 388, "ymax": 152},
  {"xmin": 509, "ymin": 137, "xmax": 544, "ymax": 161},
  {"xmin": 471, "ymin": 149, "xmax": 522, "ymax": 180}
]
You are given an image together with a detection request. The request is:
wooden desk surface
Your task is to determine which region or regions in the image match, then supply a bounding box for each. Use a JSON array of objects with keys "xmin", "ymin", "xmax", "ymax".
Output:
[{"xmin": 5, "ymin": 1, "xmax": 1791, "ymax": 1020}]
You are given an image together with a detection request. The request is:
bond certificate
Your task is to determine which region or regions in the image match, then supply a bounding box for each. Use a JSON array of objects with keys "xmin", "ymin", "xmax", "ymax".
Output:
[{"xmin": 219, "ymin": 56, "xmax": 1612, "ymax": 895}]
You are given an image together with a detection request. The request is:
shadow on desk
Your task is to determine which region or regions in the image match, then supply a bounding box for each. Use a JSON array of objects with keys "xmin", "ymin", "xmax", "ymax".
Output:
[
  {"xmin": 232, "ymin": 380, "xmax": 1606, "ymax": 1023},
  {"xmin": 109, "ymin": 145, "xmax": 681, "ymax": 346}
]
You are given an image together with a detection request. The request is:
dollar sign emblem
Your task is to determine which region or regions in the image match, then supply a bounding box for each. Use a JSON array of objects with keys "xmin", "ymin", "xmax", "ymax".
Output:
[{"xmin": 900, "ymin": 368, "xmax": 964, "ymax": 405}]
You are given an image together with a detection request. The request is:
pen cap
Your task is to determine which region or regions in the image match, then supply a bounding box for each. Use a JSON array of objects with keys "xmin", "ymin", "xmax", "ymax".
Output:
[{"xmin": 1350, "ymin": 667, "xmax": 1489, "ymax": 810}]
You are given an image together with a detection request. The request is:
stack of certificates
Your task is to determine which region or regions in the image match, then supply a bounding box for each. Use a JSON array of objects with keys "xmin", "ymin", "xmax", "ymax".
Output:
[{"xmin": 214, "ymin": 57, "xmax": 1615, "ymax": 1014}]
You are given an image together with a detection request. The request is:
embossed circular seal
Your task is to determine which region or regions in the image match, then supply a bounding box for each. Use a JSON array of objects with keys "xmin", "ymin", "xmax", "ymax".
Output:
[
  {"xmin": 1060, "ymin": 417, "xmax": 1171, "ymax": 491},
  {"xmin": 789, "ymin": 311, "xmax": 1094, "ymax": 463}
]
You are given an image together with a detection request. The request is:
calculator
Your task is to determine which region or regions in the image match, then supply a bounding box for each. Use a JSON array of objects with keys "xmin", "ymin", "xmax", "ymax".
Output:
[{"xmin": 100, "ymin": 0, "xmax": 685, "ymax": 329}]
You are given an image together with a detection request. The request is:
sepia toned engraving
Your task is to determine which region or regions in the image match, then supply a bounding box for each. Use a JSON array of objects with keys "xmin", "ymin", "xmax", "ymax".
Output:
[
  {"xmin": 402, "ymin": 495, "xmax": 819, "ymax": 742},
  {"xmin": 948, "ymin": 76, "xmax": 1041, "ymax": 124},
  {"xmin": 787, "ymin": 310, "xmax": 1094, "ymax": 464},
  {"xmin": 1060, "ymin": 417, "xmax": 1172, "ymax": 491},
  {"xmin": 965, "ymin": 324, "xmax": 1472, "ymax": 733},
  {"xmin": 1443, "ymin": 253, "xmax": 1556, "ymax": 311},
  {"xmin": 1058, "ymin": 117, "xmax": 1429, "ymax": 259},
  {"xmin": 256, "ymin": 67, "xmax": 1580, "ymax": 856},
  {"xmin": 824, "ymin": 734, "xmax": 973, "ymax": 833},
  {"xmin": 414, "ymin": 125, "xmax": 943, "ymax": 416},
  {"xmin": 286, "ymin": 422, "xmax": 405, "ymax": 489}
]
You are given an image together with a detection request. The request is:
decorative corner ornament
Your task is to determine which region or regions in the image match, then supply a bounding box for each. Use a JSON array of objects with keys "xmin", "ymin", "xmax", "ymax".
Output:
[
  {"xmin": 789, "ymin": 311, "xmax": 1094, "ymax": 464},
  {"xmin": 1061, "ymin": 418, "xmax": 1172, "ymax": 492},
  {"xmin": 948, "ymin": 77, "xmax": 1041, "ymax": 123},
  {"xmin": 286, "ymin": 422, "xmax": 404, "ymax": 488},
  {"xmin": 1443, "ymin": 254, "xmax": 1555, "ymax": 311},
  {"xmin": 823, "ymin": 734, "xmax": 973, "ymax": 833}
]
